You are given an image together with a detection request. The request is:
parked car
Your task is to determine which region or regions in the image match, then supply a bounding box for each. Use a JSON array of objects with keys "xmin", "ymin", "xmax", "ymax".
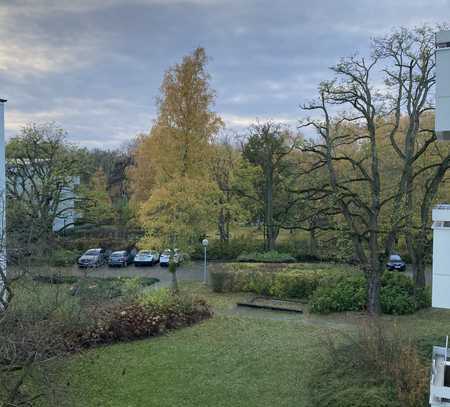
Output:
[
  {"xmin": 160, "ymin": 249, "xmax": 183, "ymax": 267},
  {"xmin": 386, "ymin": 254, "xmax": 406, "ymax": 271},
  {"xmin": 108, "ymin": 250, "xmax": 134, "ymax": 267},
  {"xmin": 134, "ymin": 250, "xmax": 159, "ymax": 266},
  {"xmin": 77, "ymin": 248, "xmax": 107, "ymax": 268}
]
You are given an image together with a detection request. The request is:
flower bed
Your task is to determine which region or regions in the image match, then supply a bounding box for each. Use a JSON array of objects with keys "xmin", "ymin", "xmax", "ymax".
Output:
[{"xmin": 65, "ymin": 290, "xmax": 212, "ymax": 349}]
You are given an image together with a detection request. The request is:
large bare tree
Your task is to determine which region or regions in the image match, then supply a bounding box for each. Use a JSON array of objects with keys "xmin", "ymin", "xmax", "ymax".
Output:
[{"xmin": 301, "ymin": 25, "xmax": 449, "ymax": 313}]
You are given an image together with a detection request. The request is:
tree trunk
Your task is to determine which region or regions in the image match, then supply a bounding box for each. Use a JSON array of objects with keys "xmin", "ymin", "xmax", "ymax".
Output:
[
  {"xmin": 171, "ymin": 270, "xmax": 178, "ymax": 293},
  {"xmin": 169, "ymin": 258, "xmax": 178, "ymax": 293},
  {"xmin": 217, "ymin": 208, "xmax": 229, "ymax": 241},
  {"xmin": 367, "ymin": 267, "xmax": 381, "ymax": 315},
  {"xmin": 410, "ymin": 234, "xmax": 427, "ymax": 289},
  {"xmin": 265, "ymin": 166, "xmax": 276, "ymax": 251},
  {"xmin": 309, "ymin": 219, "xmax": 318, "ymax": 256}
]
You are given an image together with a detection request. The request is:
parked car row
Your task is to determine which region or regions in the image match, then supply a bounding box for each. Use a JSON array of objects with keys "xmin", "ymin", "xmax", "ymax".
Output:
[{"xmin": 77, "ymin": 248, "xmax": 184, "ymax": 269}]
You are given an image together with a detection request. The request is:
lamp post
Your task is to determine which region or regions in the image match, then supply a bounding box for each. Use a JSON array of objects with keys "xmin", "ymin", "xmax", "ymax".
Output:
[{"xmin": 202, "ymin": 239, "xmax": 208, "ymax": 284}]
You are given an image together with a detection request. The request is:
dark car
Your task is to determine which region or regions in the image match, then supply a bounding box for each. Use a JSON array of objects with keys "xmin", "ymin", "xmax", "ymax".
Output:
[
  {"xmin": 108, "ymin": 250, "xmax": 134, "ymax": 267},
  {"xmin": 77, "ymin": 248, "xmax": 107, "ymax": 268},
  {"xmin": 386, "ymin": 254, "xmax": 406, "ymax": 271}
]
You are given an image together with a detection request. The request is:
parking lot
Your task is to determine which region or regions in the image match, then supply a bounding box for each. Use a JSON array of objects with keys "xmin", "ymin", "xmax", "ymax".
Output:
[{"xmin": 66, "ymin": 260, "xmax": 216, "ymax": 287}]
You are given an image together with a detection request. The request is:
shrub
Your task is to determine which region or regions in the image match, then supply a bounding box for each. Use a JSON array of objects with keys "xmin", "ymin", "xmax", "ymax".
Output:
[
  {"xmin": 237, "ymin": 251, "xmax": 296, "ymax": 263},
  {"xmin": 310, "ymin": 271, "xmax": 431, "ymax": 315},
  {"xmin": 269, "ymin": 271, "xmax": 326, "ymax": 299},
  {"xmin": 380, "ymin": 272, "xmax": 427, "ymax": 315},
  {"xmin": 210, "ymin": 264, "xmax": 339, "ymax": 300},
  {"xmin": 190, "ymin": 238, "xmax": 264, "ymax": 261},
  {"xmin": 8, "ymin": 281, "xmax": 86, "ymax": 328},
  {"xmin": 121, "ymin": 277, "xmax": 145, "ymax": 300},
  {"xmin": 48, "ymin": 248, "xmax": 80, "ymax": 267},
  {"xmin": 245, "ymin": 270, "xmax": 274, "ymax": 296},
  {"xmin": 380, "ymin": 286, "xmax": 416, "ymax": 315},
  {"xmin": 33, "ymin": 274, "xmax": 79, "ymax": 285},
  {"xmin": 309, "ymin": 274, "xmax": 367, "ymax": 313},
  {"xmin": 70, "ymin": 277, "xmax": 159, "ymax": 303},
  {"xmin": 139, "ymin": 288, "xmax": 176, "ymax": 311},
  {"xmin": 209, "ymin": 269, "xmax": 232, "ymax": 293},
  {"xmin": 68, "ymin": 290, "xmax": 212, "ymax": 348},
  {"xmin": 415, "ymin": 286, "xmax": 432, "ymax": 309}
]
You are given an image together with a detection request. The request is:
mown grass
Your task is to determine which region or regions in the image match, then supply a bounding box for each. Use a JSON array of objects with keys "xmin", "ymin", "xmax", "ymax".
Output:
[
  {"xmin": 45, "ymin": 282, "xmax": 450, "ymax": 407},
  {"xmin": 57, "ymin": 314, "xmax": 320, "ymax": 406}
]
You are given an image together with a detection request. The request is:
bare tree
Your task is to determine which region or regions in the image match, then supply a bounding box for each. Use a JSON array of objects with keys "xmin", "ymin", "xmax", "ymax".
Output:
[
  {"xmin": 6, "ymin": 123, "xmax": 81, "ymax": 242},
  {"xmin": 301, "ymin": 25, "xmax": 448, "ymax": 313}
]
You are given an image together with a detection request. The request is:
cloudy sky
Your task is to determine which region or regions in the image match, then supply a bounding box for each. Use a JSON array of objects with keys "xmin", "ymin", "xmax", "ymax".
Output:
[{"xmin": 0, "ymin": 0, "xmax": 448, "ymax": 149}]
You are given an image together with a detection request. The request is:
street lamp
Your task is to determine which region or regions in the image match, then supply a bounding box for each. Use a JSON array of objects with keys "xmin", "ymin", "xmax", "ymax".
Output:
[{"xmin": 202, "ymin": 239, "xmax": 208, "ymax": 284}]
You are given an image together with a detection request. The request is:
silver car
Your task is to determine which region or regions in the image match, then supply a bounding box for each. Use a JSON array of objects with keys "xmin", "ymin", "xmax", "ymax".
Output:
[
  {"xmin": 159, "ymin": 249, "xmax": 183, "ymax": 267},
  {"xmin": 134, "ymin": 250, "xmax": 160, "ymax": 267},
  {"xmin": 77, "ymin": 248, "xmax": 106, "ymax": 268}
]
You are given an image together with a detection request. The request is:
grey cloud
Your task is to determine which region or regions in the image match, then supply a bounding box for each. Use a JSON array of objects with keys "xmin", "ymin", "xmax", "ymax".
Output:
[{"xmin": 1, "ymin": 0, "xmax": 449, "ymax": 148}]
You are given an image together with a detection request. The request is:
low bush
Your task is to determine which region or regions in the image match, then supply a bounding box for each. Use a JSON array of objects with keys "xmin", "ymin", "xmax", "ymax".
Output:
[
  {"xmin": 67, "ymin": 289, "xmax": 212, "ymax": 348},
  {"xmin": 213, "ymin": 264, "xmax": 431, "ymax": 315},
  {"xmin": 210, "ymin": 263, "xmax": 339, "ymax": 300},
  {"xmin": 190, "ymin": 238, "xmax": 264, "ymax": 261},
  {"xmin": 269, "ymin": 271, "xmax": 327, "ymax": 299},
  {"xmin": 33, "ymin": 275, "xmax": 159, "ymax": 302},
  {"xmin": 209, "ymin": 269, "xmax": 232, "ymax": 293},
  {"xmin": 73, "ymin": 277, "xmax": 159, "ymax": 303},
  {"xmin": 33, "ymin": 274, "xmax": 79, "ymax": 285},
  {"xmin": 309, "ymin": 274, "xmax": 367, "ymax": 313},
  {"xmin": 310, "ymin": 271, "xmax": 431, "ymax": 315},
  {"xmin": 48, "ymin": 248, "xmax": 81, "ymax": 267},
  {"xmin": 237, "ymin": 251, "xmax": 296, "ymax": 263}
]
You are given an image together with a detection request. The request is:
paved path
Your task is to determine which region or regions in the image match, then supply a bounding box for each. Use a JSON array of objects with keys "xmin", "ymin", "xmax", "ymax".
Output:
[{"xmin": 62, "ymin": 260, "xmax": 218, "ymax": 287}]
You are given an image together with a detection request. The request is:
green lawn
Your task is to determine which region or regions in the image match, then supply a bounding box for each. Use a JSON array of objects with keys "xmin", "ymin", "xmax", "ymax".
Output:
[{"xmin": 52, "ymin": 283, "xmax": 450, "ymax": 407}]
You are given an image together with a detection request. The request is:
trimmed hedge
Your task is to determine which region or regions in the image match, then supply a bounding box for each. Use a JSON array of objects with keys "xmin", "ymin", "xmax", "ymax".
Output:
[
  {"xmin": 210, "ymin": 263, "xmax": 340, "ymax": 300},
  {"xmin": 237, "ymin": 251, "xmax": 296, "ymax": 263},
  {"xmin": 211, "ymin": 264, "xmax": 431, "ymax": 315},
  {"xmin": 190, "ymin": 238, "xmax": 264, "ymax": 261}
]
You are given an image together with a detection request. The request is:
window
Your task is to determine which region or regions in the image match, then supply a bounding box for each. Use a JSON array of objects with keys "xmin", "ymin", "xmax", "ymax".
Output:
[{"xmin": 437, "ymin": 42, "xmax": 450, "ymax": 49}]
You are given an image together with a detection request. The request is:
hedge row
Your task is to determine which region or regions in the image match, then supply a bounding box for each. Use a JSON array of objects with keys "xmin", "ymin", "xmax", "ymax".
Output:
[
  {"xmin": 210, "ymin": 264, "xmax": 431, "ymax": 315},
  {"xmin": 236, "ymin": 251, "xmax": 296, "ymax": 263},
  {"xmin": 210, "ymin": 264, "xmax": 339, "ymax": 299}
]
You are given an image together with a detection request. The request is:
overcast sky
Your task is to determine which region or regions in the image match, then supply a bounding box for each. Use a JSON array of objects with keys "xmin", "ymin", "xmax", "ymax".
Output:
[{"xmin": 0, "ymin": 0, "xmax": 448, "ymax": 149}]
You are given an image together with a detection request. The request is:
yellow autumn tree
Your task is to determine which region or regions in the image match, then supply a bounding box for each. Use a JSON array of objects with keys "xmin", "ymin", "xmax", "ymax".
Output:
[{"xmin": 132, "ymin": 48, "xmax": 224, "ymax": 282}]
